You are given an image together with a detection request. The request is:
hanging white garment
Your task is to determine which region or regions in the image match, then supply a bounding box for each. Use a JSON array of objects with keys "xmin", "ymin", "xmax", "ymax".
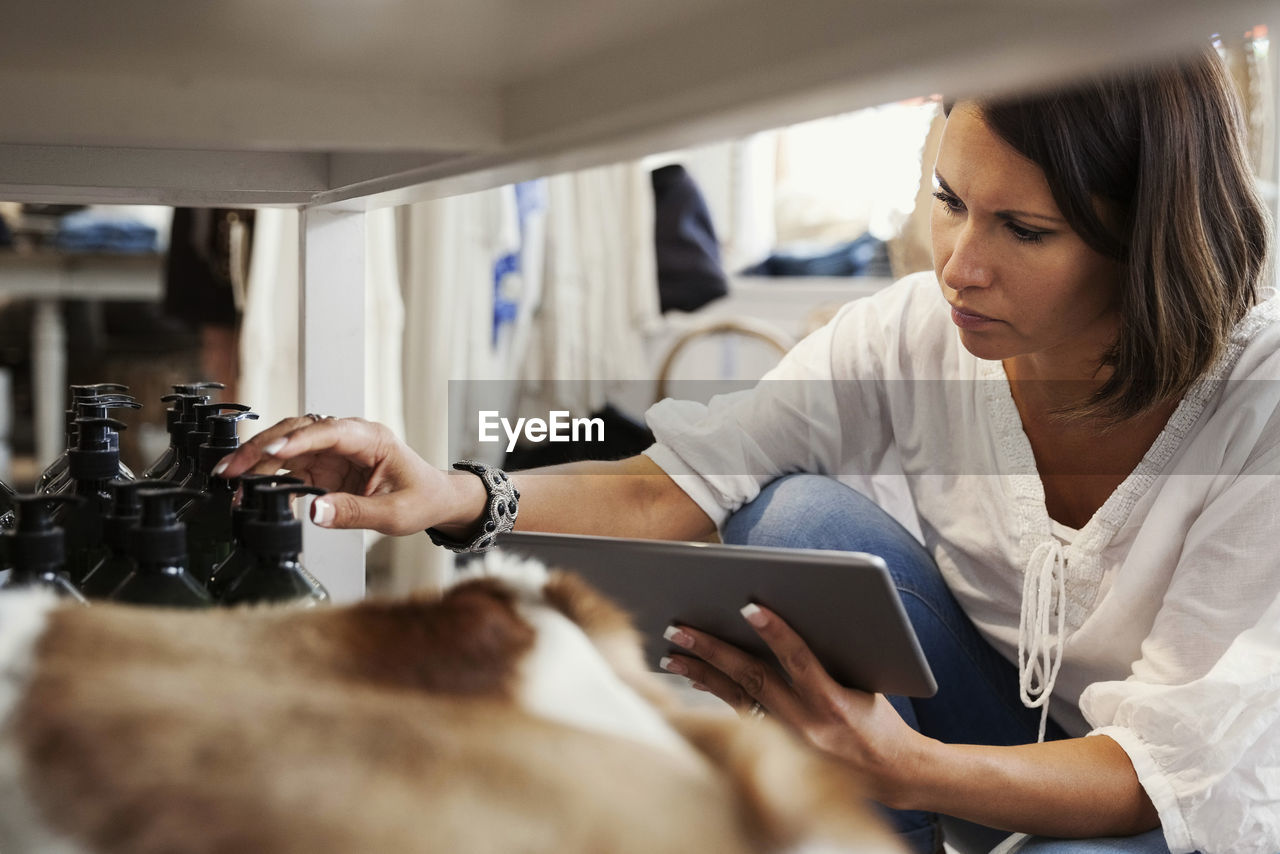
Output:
[
  {"xmin": 238, "ymin": 208, "xmax": 405, "ymax": 442},
  {"xmin": 239, "ymin": 208, "xmax": 300, "ymax": 436},
  {"xmin": 518, "ymin": 162, "xmax": 660, "ymax": 418},
  {"xmin": 364, "ymin": 206, "xmax": 406, "ymax": 440},
  {"xmin": 389, "ymin": 186, "xmax": 526, "ymax": 593}
]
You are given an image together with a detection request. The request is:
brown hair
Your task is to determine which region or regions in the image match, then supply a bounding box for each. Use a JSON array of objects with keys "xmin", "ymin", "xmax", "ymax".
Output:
[{"xmin": 968, "ymin": 47, "xmax": 1271, "ymax": 422}]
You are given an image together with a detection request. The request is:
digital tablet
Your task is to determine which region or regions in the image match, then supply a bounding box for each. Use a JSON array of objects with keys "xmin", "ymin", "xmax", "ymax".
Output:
[{"xmin": 498, "ymin": 531, "xmax": 937, "ymax": 698}]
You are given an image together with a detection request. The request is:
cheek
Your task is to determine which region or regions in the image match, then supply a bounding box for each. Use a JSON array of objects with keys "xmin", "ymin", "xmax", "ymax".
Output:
[
  {"xmin": 929, "ymin": 209, "xmax": 952, "ymax": 274},
  {"xmin": 1049, "ymin": 257, "xmax": 1121, "ymax": 314}
]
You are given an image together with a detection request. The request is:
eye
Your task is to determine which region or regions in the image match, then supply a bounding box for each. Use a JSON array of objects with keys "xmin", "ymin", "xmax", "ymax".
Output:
[
  {"xmin": 931, "ymin": 190, "xmax": 963, "ymax": 216},
  {"xmin": 1005, "ymin": 222, "xmax": 1048, "ymax": 244}
]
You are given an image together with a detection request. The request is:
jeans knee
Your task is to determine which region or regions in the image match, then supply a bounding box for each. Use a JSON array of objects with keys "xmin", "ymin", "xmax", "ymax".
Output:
[
  {"xmin": 723, "ymin": 474, "xmax": 878, "ymax": 550},
  {"xmin": 723, "ymin": 475, "xmax": 932, "ymax": 568}
]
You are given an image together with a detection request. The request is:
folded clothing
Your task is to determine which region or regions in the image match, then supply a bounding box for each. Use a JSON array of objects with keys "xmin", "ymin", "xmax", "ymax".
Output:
[
  {"xmin": 741, "ymin": 232, "xmax": 891, "ymax": 278},
  {"xmin": 55, "ymin": 210, "xmax": 159, "ymax": 253}
]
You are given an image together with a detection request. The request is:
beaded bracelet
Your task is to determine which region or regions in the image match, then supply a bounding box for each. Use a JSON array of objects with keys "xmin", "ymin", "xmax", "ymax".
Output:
[{"xmin": 425, "ymin": 460, "xmax": 519, "ymax": 553}]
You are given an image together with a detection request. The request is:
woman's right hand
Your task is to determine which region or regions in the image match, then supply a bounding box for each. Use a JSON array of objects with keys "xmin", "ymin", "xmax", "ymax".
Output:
[{"xmin": 213, "ymin": 416, "xmax": 468, "ymax": 537}]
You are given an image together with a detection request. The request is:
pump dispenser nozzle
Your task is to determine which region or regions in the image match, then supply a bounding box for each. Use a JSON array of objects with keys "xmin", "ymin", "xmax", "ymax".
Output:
[
  {"xmin": 134, "ymin": 486, "xmax": 204, "ymax": 566},
  {"xmin": 199, "ymin": 411, "xmax": 259, "ymax": 475},
  {"xmin": 72, "ymin": 391, "xmax": 137, "ymax": 447},
  {"xmin": 172, "ymin": 382, "xmax": 226, "ymax": 396},
  {"xmin": 111, "ymin": 486, "xmax": 212, "ymax": 608},
  {"xmin": 183, "ymin": 404, "xmax": 251, "ymax": 487},
  {"xmin": 247, "ymin": 485, "xmax": 327, "ymax": 551},
  {"xmin": 223, "ymin": 484, "xmax": 329, "ymax": 607},
  {"xmin": 70, "ymin": 383, "xmax": 129, "ymax": 397},
  {"xmin": 153, "ymin": 393, "xmax": 214, "ymax": 484},
  {"xmin": 143, "ymin": 383, "xmax": 225, "ymax": 480},
  {"xmin": 68, "ymin": 416, "xmax": 129, "ymax": 479},
  {"xmin": 38, "ymin": 388, "xmax": 138, "ymax": 494},
  {"xmin": 80, "ymin": 479, "xmax": 174, "ymax": 599},
  {"xmin": 207, "ymin": 474, "xmax": 301, "ymax": 600},
  {"xmin": 0, "ymin": 494, "xmax": 87, "ymax": 602}
]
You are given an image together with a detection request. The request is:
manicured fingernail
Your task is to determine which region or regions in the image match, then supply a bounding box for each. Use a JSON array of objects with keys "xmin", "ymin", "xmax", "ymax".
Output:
[
  {"xmin": 212, "ymin": 459, "xmax": 229, "ymax": 476},
  {"xmin": 690, "ymin": 681, "xmax": 709, "ymax": 692},
  {"xmin": 659, "ymin": 656, "xmax": 686, "ymax": 675},
  {"xmin": 311, "ymin": 498, "xmax": 333, "ymax": 527},
  {"xmin": 741, "ymin": 603, "xmax": 767, "ymax": 628},
  {"xmin": 264, "ymin": 439, "xmax": 288, "ymax": 455},
  {"xmin": 663, "ymin": 625, "xmax": 693, "ymax": 648}
]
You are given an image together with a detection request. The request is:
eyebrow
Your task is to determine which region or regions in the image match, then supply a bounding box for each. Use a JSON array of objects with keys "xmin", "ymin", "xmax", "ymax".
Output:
[{"xmin": 934, "ymin": 172, "xmax": 1066, "ymax": 225}]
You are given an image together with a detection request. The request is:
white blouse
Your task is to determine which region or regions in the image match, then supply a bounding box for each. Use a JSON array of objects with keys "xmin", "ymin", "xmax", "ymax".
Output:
[{"xmin": 643, "ymin": 272, "xmax": 1280, "ymax": 854}]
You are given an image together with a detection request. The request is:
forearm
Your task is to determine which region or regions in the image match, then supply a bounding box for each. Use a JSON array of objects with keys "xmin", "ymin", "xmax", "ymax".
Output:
[
  {"xmin": 886, "ymin": 734, "xmax": 1159, "ymax": 838},
  {"xmin": 435, "ymin": 454, "xmax": 717, "ymax": 542}
]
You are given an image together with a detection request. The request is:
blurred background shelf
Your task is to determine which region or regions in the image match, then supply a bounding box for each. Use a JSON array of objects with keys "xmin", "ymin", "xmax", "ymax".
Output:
[{"xmin": 0, "ymin": 0, "xmax": 1275, "ymax": 208}]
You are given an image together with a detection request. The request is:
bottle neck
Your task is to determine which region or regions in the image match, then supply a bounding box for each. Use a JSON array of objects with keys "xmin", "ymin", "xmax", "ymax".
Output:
[
  {"xmin": 73, "ymin": 477, "xmax": 112, "ymax": 499},
  {"xmin": 253, "ymin": 552, "xmax": 304, "ymax": 571}
]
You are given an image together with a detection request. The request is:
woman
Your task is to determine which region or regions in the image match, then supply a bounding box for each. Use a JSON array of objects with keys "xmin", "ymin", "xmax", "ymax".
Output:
[{"xmin": 216, "ymin": 46, "xmax": 1279, "ymax": 854}]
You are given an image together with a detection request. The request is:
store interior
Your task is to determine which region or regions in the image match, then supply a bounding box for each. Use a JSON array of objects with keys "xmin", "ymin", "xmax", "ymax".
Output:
[{"xmin": 1, "ymin": 7, "xmax": 1279, "ymax": 852}]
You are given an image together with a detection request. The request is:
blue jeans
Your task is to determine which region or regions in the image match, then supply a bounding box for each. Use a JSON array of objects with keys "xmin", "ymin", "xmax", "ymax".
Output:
[{"xmin": 721, "ymin": 475, "xmax": 1172, "ymax": 854}]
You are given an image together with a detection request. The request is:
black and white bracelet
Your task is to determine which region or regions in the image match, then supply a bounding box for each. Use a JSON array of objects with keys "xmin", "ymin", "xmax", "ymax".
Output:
[{"xmin": 425, "ymin": 460, "xmax": 520, "ymax": 553}]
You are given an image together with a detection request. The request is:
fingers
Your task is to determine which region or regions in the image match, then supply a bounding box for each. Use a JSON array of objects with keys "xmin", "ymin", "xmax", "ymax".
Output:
[
  {"xmin": 309, "ymin": 490, "xmax": 432, "ymax": 537},
  {"xmin": 214, "ymin": 416, "xmax": 383, "ymax": 480},
  {"xmin": 660, "ymin": 623, "xmax": 803, "ymax": 721},
  {"xmin": 739, "ymin": 603, "xmax": 840, "ymax": 697},
  {"xmin": 659, "ymin": 650, "xmax": 754, "ymax": 712}
]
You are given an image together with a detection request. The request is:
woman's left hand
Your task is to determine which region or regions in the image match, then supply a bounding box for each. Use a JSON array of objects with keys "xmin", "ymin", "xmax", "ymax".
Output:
[{"xmin": 660, "ymin": 604, "xmax": 925, "ymax": 803}]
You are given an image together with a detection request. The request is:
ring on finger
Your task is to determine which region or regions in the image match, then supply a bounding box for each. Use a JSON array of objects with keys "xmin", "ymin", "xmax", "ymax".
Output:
[
  {"xmin": 304, "ymin": 413, "xmax": 331, "ymax": 422},
  {"xmin": 745, "ymin": 701, "xmax": 766, "ymax": 720}
]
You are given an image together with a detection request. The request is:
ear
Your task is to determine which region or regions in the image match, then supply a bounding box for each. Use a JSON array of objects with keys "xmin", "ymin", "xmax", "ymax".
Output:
[{"xmin": 668, "ymin": 711, "xmax": 906, "ymax": 854}]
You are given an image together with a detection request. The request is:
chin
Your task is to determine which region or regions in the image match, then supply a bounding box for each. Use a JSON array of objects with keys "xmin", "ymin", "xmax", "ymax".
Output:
[{"xmin": 955, "ymin": 329, "xmax": 1014, "ymax": 363}]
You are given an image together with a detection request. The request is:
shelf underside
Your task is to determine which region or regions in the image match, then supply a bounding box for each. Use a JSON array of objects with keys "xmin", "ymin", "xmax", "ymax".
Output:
[{"xmin": 1, "ymin": 0, "xmax": 1273, "ymax": 207}]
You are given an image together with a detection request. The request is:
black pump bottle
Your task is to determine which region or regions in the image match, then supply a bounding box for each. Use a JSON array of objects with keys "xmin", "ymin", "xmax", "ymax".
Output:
[
  {"xmin": 42, "ymin": 393, "xmax": 140, "ymax": 496},
  {"xmin": 142, "ymin": 382, "xmax": 225, "ymax": 480},
  {"xmin": 36, "ymin": 383, "xmax": 130, "ymax": 493},
  {"xmin": 158, "ymin": 392, "xmax": 219, "ymax": 486},
  {"xmin": 0, "ymin": 494, "xmax": 88, "ymax": 603},
  {"xmin": 79, "ymin": 478, "xmax": 168, "ymax": 600},
  {"xmin": 222, "ymin": 484, "xmax": 330, "ymax": 607},
  {"xmin": 110, "ymin": 486, "xmax": 212, "ymax": 608},
  {"xmin": 207, "ymin": 474, "xmax": 301, "ymax": 600},
  {"xmin": 179, "ymin": 403, "xmax": 252, "ymax": 498},
  {"xmin": 184, "ymin": 410, "xmax": 258, "ymax": 584},
  {"xmin": 57, "ymin": 415, "xmax": 134, "ymax": 586}
]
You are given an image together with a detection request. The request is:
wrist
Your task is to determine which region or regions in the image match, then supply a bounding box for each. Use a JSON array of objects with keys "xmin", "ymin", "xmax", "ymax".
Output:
[
  {"xmin": 426, "ymin": 461, "xmax": 520, "ymax": 552},
  {"xmin": 431, "ymin": 467, "xmax": 491, "ymax": 538},
  {"xmin": 873, "ymin": 732, "xmax": 943, "ymax": 812}
]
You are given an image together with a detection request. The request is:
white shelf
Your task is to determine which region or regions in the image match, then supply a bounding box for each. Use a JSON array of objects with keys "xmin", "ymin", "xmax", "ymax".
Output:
[{"xmin": 0, "ymin": 0, "xmax": 1272, "ymax": 208}]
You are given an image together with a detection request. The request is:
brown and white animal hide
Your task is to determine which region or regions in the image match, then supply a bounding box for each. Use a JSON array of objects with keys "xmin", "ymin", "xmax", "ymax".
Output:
[{"xmin": 0, "ymin": 551, "xmax": 904, "ymax": 854}]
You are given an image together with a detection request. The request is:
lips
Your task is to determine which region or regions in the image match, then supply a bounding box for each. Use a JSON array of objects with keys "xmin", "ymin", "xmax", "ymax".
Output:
[
  {"xmin": 949, "ymin": 304, "xmax": 998, "ymax": 330},
  {"xmin": 951, "ymin": 305, "xmax": 993, "ymax": 321}
]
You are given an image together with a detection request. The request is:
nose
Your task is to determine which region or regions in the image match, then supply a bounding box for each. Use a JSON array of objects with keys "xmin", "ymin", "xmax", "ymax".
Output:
[{"xmin": 940, "ymin": 223, "xmax": 994, "ymax": 291}]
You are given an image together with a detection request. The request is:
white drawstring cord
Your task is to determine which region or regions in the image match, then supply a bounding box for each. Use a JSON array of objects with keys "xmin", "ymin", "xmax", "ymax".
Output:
[{"xmin": 1018, "ymin": 538, "xmax": 1067, "ymax": 742}]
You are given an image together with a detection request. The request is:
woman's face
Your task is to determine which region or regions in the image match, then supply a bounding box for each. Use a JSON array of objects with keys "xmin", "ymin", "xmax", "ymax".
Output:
[{"xmin": 931, "ymin": 102, "xmax": 1123, "ymax": 376}]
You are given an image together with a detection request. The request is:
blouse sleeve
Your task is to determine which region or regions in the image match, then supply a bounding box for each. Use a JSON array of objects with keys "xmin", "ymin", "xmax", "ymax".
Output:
[
  {"xmin": 1081, "ymin": 425, "xmax": 1280, "ymax": 854},
  {"xmin": 641, "ymin": 274, "xmax": 928, "ymax": 527},
  {"xmin": 1088, "ymin": 591, "xmax": 1280, "ymax": 854}
]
